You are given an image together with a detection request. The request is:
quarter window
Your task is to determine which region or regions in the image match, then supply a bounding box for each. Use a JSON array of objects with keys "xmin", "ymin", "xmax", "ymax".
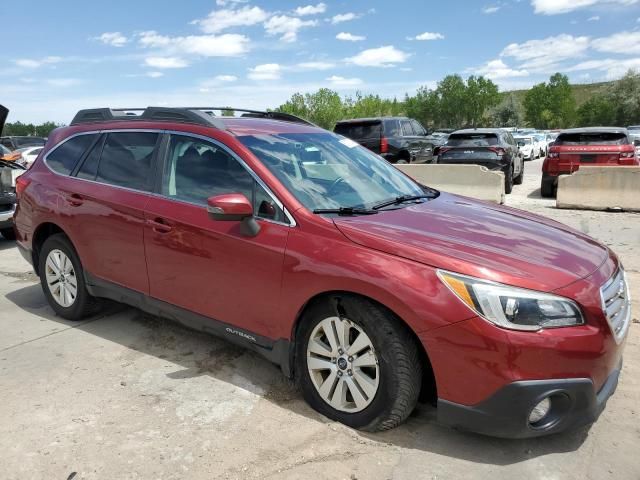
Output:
[
  {"xmin": 162, "ymin": 135, "xmax": 287, "ymax": 223},
  {"xmin": 47, "ymin": 134, "xmax": 98, "ymax": 175},
  {"xmin": 401, "ymin": 120, "xmax": 414, "ymax": 136},
  {"xmin": 95, "ymin": 132, "xmax": 159, "ymax": 191}
]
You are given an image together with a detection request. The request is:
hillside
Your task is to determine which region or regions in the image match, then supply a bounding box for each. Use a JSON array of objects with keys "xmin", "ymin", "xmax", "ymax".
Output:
[{"xmin": 504, "ymin": 81, "xmax": 612, "ymax": 106}]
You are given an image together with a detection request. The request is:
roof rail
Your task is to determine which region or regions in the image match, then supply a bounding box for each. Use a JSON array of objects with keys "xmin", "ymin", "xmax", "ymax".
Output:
[
  {"xmin": 70, "ymin": 107, "xmax": 316, "ymax": 129},
  {"xmin": 70, "ymin": 107, "xmax": 227, "ymax": 129}
]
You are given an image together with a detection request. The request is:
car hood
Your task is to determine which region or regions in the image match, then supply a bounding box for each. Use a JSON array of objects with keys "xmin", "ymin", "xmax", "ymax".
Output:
[{"xmin": 333, "ymin": 193, "xmax": 609, "ymax": 292}]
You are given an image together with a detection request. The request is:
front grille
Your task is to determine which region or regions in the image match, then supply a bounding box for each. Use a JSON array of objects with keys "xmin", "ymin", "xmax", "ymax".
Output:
[{"xmin": 600, "ymin": 268, "xmax": 632, "ymax": 344}]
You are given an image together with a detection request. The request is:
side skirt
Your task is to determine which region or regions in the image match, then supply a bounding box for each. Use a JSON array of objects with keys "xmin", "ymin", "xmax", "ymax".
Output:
[{"xmin": 85, "ymin": 272, "xmax": 293, "ymax": 377}]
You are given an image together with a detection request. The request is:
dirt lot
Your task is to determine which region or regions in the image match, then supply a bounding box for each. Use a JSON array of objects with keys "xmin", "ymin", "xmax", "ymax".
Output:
[{"xmin": 0, "ymin": 158, "xmax": 638, "ymax": 480}]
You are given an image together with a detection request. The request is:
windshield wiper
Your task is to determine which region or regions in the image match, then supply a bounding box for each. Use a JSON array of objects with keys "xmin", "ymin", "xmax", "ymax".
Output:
[
  {"xmin": 372, "ymin": 194, "xmax": 434, "ymax": 211},
  {"xmin": 313, "ymin": 207, "xmax": 378, "ymax": 216}
]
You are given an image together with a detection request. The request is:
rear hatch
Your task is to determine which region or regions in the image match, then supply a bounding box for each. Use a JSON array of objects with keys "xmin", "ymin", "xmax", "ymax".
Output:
[
  {"xmin": 334, "ymin": 120, "xmax": 383, "ymax": 153},
  {"xmin": 549, "ymin": 131, "xmax": 635, "ymax": 174},
  {"xmin": 438, "ymin": 132, "xmax": 504, "ymax": 169}
]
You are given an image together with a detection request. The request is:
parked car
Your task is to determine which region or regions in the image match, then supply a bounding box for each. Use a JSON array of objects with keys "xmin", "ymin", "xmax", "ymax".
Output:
[
  {"xmin": 437, "ymin": 128, "xmax": 524, "ymax": 193},
  {"xmin": 14, "ymin": 106, "xmax": 629, "ymax": 438},
  {"xmin": 14, "ymin": 146, "xmax": 44, "ymax": 168},
  {"xmin": 0, "ymin": 158, "xmax": 26, "ymax": 240},
  {"xmin": 0, "ymin": 135, "xmax": 46, "ymax": 151},
  {"xmin": 425, "ymin": 131, "xmax": 449, "ymax": 148},
  {"xmin": 334, "ymin": 117, "xmax": 434, "ymax": 164},
  {"xmin": 514, "ymin": 135, "xmax": 535, "ymax": 160},
  {"xmin": 542, "ymin": 127, "xmax": 639, "ymax": 197},
  {"xmin": 533, "ymin": 133, "xmax": 548, "ymax": 158}
]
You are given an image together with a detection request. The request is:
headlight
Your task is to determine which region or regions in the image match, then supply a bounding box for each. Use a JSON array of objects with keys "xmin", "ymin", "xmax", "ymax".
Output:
[{"xmin": 438, "ymin": 270, "xmax": 584, "ymax": 331}]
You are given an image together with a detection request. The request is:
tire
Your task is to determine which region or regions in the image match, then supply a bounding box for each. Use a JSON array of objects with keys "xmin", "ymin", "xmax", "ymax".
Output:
[
  {"xmin": 514, "ymin": 162, "xmax": 524, "ymax": 185},
  {"xmin": 0, "ymin": 228, "xmax": 16, "ymax": 240},
  {"xmin": 38, "ymin": 233, "xmax": 101, "ymax": 321},
  {"xmin": 540, "ymin": 176, "xmax": 556, "ymax": 198},
  {"xmin": 296, "ymin": 295, "xmax": 422, "ymax": 432},
  {"xmin": 504, "ymin": 165, "xmax": 514, "ymax": 194}
]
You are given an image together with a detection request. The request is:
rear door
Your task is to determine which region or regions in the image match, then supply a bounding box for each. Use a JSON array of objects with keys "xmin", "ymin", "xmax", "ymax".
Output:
[
  {"xmin": 67, "ymin": 130, "xmax": 160, "ymax": 293},
  {"xmin": 409, "ymin": 120, "xmax": 434, "ymax": 163},
  {"xmin": 334, "ymin": 121, "xmax": 383, "ymax": 153}
]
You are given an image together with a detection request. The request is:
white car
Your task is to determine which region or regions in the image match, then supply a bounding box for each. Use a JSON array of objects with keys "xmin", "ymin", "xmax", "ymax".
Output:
[
  {"xmin": 514, "ymin": 136, "xmax": 535, "ymax": 160},
  {"xmin": 532, "ymin": 134, "xmax": 547, "ymax": 158},
  {"xmin": 15, "ymin": 146, "xmax": 43, "ymax": 168}
]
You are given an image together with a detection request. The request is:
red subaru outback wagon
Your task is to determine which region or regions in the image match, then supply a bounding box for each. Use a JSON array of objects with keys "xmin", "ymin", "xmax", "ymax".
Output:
[{"xmin": 13, "ymin": 107, "xmax": 630, "ymax": 438}]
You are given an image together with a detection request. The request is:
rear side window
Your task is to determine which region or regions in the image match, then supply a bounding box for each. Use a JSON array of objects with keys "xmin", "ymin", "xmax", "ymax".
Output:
[
  {"xmin": 383, "ymin": 119, "xmax": 401, "ymax": 136},
  {"xmin": 76, "ymin": 135, "xmax": 105, "ymax": 181},
  {"xmin": 555, "ymin": 132, "xmax": 629, "ymax": 145},
  {"xmin": 334, "ymin": 122, "xmax": 382, "ymax": 140},
  {"xmin": 95, "ymin": 132, "xmax": 159, "ymax": 191},
  {"xmin": 47, "ymin": 134, "xmax": 98, "ymax": 175},
  {"xmin": 411, "ymin": 120, "xmax": 426, "ymax": 136},
  {"xmin": 401, "ymin": 120, "xmax": 414, "ymax": 136},
  {"xmin": 447, "ymin": 133, "xmax": 498, "ymax": 147}
]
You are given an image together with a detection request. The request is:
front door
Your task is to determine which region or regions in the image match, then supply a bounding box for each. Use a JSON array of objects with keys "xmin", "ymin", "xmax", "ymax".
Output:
[{"xmin": 143, "ymin": 133, "xmax": 291, "ymax": 338}]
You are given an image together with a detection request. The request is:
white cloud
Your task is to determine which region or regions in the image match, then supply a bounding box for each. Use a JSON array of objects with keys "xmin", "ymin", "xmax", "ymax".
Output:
[
  {"xmin": 331, "ymin": 13, "xmax": 358, "ymax": 24},
  {"xmin": 216, "ymin": 0, "xmax": 247, "ymax": 5},
  {"xmin": 147, "ymin": 71, "xmax": 164, "ymax": 78},
  {"xmin": 144, "ymin": 57, "xmax": 189, "ymax": 69},
  {"xmin": 500, "ymin": 34, "xmax": 590, "ymax": 71},
  {"xmin": 138, "ymin": 31, "xmax": 250, "ymax": 57},
  {"xmin": 472, "ymin": 59, "xmax": 529, "ymax": 79},
  {"xmin": 588, "ymin": 15, "xmax": 600, "ymax": 20},
  {"xmin": 297, "ymin": 61, "xmax": 336, "ymax": 70},
  {"xmin": 336, "ymin": 32, "xmax": 365, "ymax": 41},
  {"xmin": 264, "ymin": 15, "xmax": 317, "ymax": 42},
  {"xmin": 194, "ymin": 5, "xmax": 268, "ymax": 33},
  {"xmin": 248, "ymin": 63, "xmax": 281, "ymax": 80},
  {"xmin": 215, "ymin": 74, "xmax": 238, "ymax": 82},
  {"xmin": 47, "ymin": 78, "xmax": 82, "ymax": 88},
  {"xmin": 346, "ymin": 46, "xmax": 410, "ymax": 67},
  {"xmin": 593, "ymin": 31, "xmax": 640, "ymax": 54},
  {"xmin": 95, "ymin": 32, "xmax": 128, "ymax": 47},
  {"xmin": 14, "ymin": 56, "xmax": 62, "ymax": 69},
  {"xmin": 566, "ymin": 57, "xmax": 640, "ymax": 79},
  {"xmin": 411, "ymin": 32, "xmax": 445, "ymax": 41},
  {"xmin": 326, "ymin": 75, "xmax": 363, "ymax": 86},
  {"xmin": 294, "ymin": 3, "xmax": 326, "ymax": 16},
  {"xmin": 531, "ymin": 0, "xmax": 638, "ymax": 15},
  {"xmin": 483, "ymin": 6, "xmax": 500, "ymax": 13}
]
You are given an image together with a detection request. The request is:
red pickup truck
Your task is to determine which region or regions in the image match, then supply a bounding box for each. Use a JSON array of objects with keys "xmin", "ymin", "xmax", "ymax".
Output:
[{"xmin": 542, "ymin": 127, "xmax": 640, "ymax": 197}]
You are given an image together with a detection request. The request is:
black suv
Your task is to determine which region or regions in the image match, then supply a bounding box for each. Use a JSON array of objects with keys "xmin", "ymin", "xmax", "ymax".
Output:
[
  {"xmin": 334, "ymin": 117, "xmax": 434, "ymax": 164},
  {"xmin": 0, "ymin": 135, "xmax": 46, "ymax": 151},
  {"xmin": 437, "ymin": 128, "xmax": 524, "ymax": 194}
]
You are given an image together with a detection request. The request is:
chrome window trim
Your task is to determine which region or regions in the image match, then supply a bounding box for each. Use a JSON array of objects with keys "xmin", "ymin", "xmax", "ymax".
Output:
[{"xmin": 43, "ymin": 128, "xmax": 297, "ymax": 227}]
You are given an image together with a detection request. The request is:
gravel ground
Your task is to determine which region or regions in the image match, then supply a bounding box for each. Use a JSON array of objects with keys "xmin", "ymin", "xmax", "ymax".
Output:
[{"xmin": 0, "ymin": 158, "xmax": 638, "ymax": 480}]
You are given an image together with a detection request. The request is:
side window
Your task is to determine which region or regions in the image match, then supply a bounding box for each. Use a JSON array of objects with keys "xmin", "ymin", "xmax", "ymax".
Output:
[
  {"xmin": 46, "ymin": 134, "xmax": 98, "ymax": 175},
  {"xmin": 411, "ymin": 120, "xmax": 426, "ymax": 136},
  {"xmin": 162, "ymin": 135, "xmax": 287, "ymax": 223},
  {"xmin": 401, "ymin": 120, "xmax": 414, "ymax": 136},
  {"xmin": 383, "ymin": 120, "xmax": 401, "ymax": 137},
  {"xmin": 76, "ymin": 135, "xmax": 105, "ymax": 180},
  {"xmin": 95, "ymin": 132, "xmax": 158, "ymax": 191}
]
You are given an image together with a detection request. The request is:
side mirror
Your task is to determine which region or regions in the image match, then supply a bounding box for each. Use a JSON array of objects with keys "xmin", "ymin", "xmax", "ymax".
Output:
[{"xmin": 207, "ymin": 193, "xmax": 260, "ymax": 236}]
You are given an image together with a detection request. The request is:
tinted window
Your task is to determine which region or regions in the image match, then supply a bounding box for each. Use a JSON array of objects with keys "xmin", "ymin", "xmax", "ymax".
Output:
[
  {"xmin": 555, "ymin": 132, "xmax": 628, "ymax": 146},
  {"xmin": 15, "ymin": 137, "xmax": 45, "ymax": 148},
  {"xmin": 162, "ymin": 135, "xmax": 287, "ymax": 222},
  {"xmin": 334, "ymin": 122, "xmax": 381, "ymax": 140},
  {"xmin": 96, "ymin": 132, "xmax": 158, "ymax": 191},
  {"xmin": 383, "ymin": 119, "xmax": 401, "ymax": 136},
  {"xmin": 447, "ymin": 133, "xmax": 498, "ymax": 147},
  {"xmin": 411, "ymin": 120, "xmax": 426, "ymax": 136},
  {"xmin": 47, "ymin": 134, "xmax": 98, "ymax": 175},
  {"xmin": 76, "ymin": 135, "xmax": 104, "ymax": 180},
  {"xmin": 401, "ymin": 120, "xmax": 414, "ymax": 136}
]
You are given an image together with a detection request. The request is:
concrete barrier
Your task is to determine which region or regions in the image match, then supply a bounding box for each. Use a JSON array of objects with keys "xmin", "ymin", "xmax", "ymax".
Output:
[
  {"xmin": 556, "ymin": 166, "xmax": 640, "ymax": 212},
  {"xmin": 396, "ymin": 164, "xmax": 505, "ymax": 204}
]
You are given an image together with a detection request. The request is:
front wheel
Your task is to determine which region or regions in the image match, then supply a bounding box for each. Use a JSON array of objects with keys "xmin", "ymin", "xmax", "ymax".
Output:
[
  {"xmin": 504, "ymin": 165, "xmax": 514, "ymax": 194},
  {"xmin": 296, "ymin": 296, "xmax": 422, "ymax": 431},
  {"xmin": 514, "ymin": 161, "xmax": 524, "ymax": 185}
]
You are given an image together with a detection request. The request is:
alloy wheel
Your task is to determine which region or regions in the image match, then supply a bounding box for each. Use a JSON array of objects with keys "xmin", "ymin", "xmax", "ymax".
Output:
[
  {"xmin": 45, "ymin": 249, "xmax": 78, "ymax": 308},
  {"xmin": 306, "ymin": 316, "xmax": 380, "ymax": 413}
]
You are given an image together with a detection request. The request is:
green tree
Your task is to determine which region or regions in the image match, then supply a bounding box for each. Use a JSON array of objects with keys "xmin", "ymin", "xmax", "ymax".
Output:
[
  {"xmin": 490, "ymin": 93, "xmax": 524, "ymax": 127},
  {"xmin": 524, "ymin": 73, "xmax": 576, "ymax": 128},
  {"xmin": 576, "ymin": 95, "xmax": 616, "ymax": 126},
  {"xmin": 464, "ymin": 76, "xmax": 500, "ymax": 127}
]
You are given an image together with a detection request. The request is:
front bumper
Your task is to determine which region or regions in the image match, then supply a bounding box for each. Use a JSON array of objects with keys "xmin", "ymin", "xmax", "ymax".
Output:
[{"xmin": 437, "ymin": 360, "xmax": 622, "ymax": 438}]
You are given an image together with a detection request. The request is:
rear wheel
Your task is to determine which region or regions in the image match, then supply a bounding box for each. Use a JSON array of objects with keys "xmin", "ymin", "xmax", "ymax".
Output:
[
  {"xmin": 38, "ymin": 234, "xmax": 101, "ymax": 320},
  {"xmin": 540, "ymin": 176, "xmax": 556, "ymax": 198},
  {"xmin": 514, "ymin": 162, "xmax": 524, "ymax": 185},
  {"xmin": 504, "ymin": 165, "xmax": 514, "ymax": 194},
  {"xmin": 297, "ymin": 296, "xmax": 422, "ymax": 431},
  {"xmin": 0, "ymin": 228, "xmax": 16, "ymax": 240}
]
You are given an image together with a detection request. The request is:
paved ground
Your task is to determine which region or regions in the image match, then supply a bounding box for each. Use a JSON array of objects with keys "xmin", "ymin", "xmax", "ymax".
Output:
[{"xmin": 0, "ymin": 158, "xmax": 638, "ymax": 480}]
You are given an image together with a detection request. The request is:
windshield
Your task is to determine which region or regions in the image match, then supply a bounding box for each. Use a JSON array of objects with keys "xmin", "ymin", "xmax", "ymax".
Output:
[
  {"xmin": 239, "ymin": 132, "xmax": 425, "ymax": 211},
  {"xmin": 15, "ymin": 137, "xmax": 45, "ymax": 147},
  {"xmin": 555, "ymin": 132, "xmax": 628, "ymax": 145},
  {"xmin": 447, "ymin": 133, "xmax": 498, "ymax": 147}
]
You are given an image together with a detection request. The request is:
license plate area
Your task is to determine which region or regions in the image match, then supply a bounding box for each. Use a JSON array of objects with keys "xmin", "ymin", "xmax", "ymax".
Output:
[{"xmin": 580, "ymin": 154, "xmax": 596, "ymax": 163}]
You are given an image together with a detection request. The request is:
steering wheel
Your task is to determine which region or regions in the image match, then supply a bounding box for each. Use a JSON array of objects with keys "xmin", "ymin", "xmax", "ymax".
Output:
[{"xmin": 327, "ymin": 176, "xmax": 348, "ymax": 196}]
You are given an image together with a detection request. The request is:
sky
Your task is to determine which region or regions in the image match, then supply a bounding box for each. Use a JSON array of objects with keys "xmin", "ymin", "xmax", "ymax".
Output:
[{"xmin": 4, "ymin": 0, "xmax": 640, "ymax": 123}]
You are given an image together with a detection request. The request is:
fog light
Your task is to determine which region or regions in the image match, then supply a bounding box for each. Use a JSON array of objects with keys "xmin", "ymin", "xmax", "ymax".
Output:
[{"xmin": 529, "ymin": 397, "xmax": 551, "ymax": 424}]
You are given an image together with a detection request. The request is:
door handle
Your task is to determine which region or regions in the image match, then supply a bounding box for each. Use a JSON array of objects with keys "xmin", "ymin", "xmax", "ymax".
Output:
[
  {"xmin": 67, "ymin": 193, "xmax": 83, "ymax": 207},
  {"xmin": 147, "ymin": 218, "xmax": 173, "ymax": 234}
]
